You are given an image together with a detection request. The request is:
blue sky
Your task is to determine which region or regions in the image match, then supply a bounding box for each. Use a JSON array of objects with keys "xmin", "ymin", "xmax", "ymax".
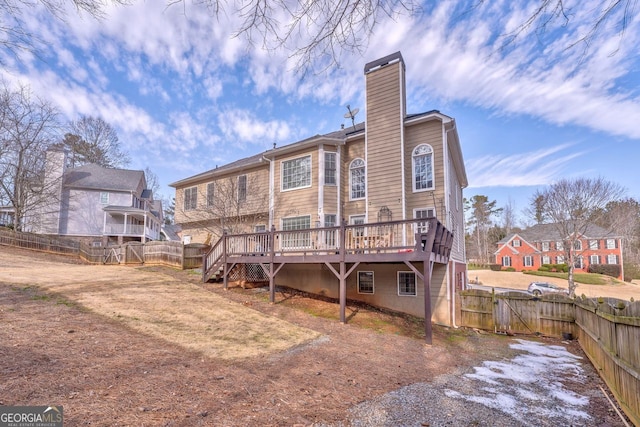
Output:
[{"xmin": 2, "ymin": 0, "xmax": 639, "ymax": 227}]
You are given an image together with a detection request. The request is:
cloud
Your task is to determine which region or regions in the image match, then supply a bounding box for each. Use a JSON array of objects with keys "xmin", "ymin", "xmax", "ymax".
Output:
[
  {"xmin": 217, "ymin": 109, "xmax": 292, "ymax": 147},
  {"xmin": 465, "ymin": 143, "xmax": 585, "ymax": 188}
]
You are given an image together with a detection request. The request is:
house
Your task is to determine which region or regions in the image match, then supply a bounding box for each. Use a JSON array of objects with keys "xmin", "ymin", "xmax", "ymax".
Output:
[
  {"xmin": 495, "ymin": 223, "xmax": 624, "ymax": 279},
  {"xmin": 0, "ymin": 205, "xmax": 14, "ymax": 227},
  {"xmin": 170, "ymin": 52, "xmax": 468, "ymax": 328},
  {"xmin": 28, "ymin": 149, "xmax": 163, "ymax": 246}
]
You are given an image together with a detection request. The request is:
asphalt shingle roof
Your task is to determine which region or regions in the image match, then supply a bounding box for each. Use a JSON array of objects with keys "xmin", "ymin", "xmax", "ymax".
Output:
[{"xmin": 63, "ymin": 164, "xmax": 145, "ymax": 192}]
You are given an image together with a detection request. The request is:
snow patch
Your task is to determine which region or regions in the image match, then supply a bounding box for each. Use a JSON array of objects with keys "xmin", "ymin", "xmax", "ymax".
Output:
[{"xmin": 445, "ymin": 339, "xmax": 591, "ymax": 425}]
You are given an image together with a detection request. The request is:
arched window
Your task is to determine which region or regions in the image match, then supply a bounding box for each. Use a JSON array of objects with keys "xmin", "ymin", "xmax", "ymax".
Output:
[
  {"xmin": 350, "ymin": 158, "xmax": 366, "ymax": 200},
  {"xmin": 412, "ymin": 144, "xmax": 434, "ymax": 191}
]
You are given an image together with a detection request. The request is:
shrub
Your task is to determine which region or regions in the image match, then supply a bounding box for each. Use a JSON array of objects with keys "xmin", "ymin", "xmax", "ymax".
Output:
[
  {"xmin": 538, "ymin": 265, "xmax": 550, "ymax": 272},
  {"xmin": 489, "ymin": 264, "xmax": 502, "ymax": 271},
  {"xmin": 503, "ymin": 267, "xmax": 516, "ymax": 272},
  {"xmin": 588, "ymin": 264, "xmax": 621, "ymax": 278}
]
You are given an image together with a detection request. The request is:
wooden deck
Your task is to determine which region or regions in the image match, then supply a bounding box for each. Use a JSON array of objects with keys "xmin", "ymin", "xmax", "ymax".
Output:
[{"xmin": 202, "ymin": 217, "xmax": 453, "ymax": 343}]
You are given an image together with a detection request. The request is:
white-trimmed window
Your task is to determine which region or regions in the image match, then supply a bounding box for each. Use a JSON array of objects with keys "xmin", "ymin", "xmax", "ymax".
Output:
[
  {"xmin": 324, "ymin": 152, "xmax": 336, "ymax": 185},
  {"xmin": 589, "ymin": 240, "xmax": 599, "ymax": 250},
  {"xmin": 412, "ymin": 144, "xmax": 434, "ymax": 191},
  {"xmin": 556, "ymin": 255, "xmax": 565, "ymax": 264},
  {"xmin": 100, "ymin": 192, "xmax": 109, "ymax": 204},
  {"xmin": 238, "ymin": 175, "xmax": 247, "ymax": 202},
  {"xmin": 512, "ymin": 239, "xmax": 521, "ymax": 247},
  {"xmin": 184, "ymin": 187, "xmax": 197, "ymax": 211},
  {"xmin": 606, "ymin": 239, "xmax": 616, "ymax": 249},
  {"xmin": 590, "ymin": 255, "xmax": 600, "ymax": 265},
  {"xmin": 523, "ymin": 255, "xmax": 533, "ymax": 267},
  {"xmin": 206, "ymin": 182, "xmax": 215, "ymax": 207},
  {"xmin": 281, "ymin": 215, "xmax": 311, "ymax": 248},
  {"xmin": 255, "ymin": 224, "xmax": 266, "ymax": 232},
  {"xmin": 398, "ymin": 271, "xmax": 416, "ymax": 296},
  {"xmin": 542, "ymin": 256, "xmax": 551, "ymax": 265},
  {"xmin": 350, "ymin": 158, "xmax": 366, "ymax": 199},
  {"xmin": 502, "ymin": 256, "xmax": 511, "ymax": 267},
  {"xmin": 414, "ymin": 208, "xmax": 435, "ymax": 233},
  {"xmin": 573, "ymin": 240, "xmax": 582, "ymax": 251},
  {"xmin": 541, "ymin": 242, "xmax": 550, "ymax": 251},
  {"xmin": 282, "ymin": 155, "xmax": 311, "ymax": 191},
  {"xmin": 556, "ymin": 241, "xmax": 564, "ymax": 251},
  {"xmin": 574, "ymin": 256, "xmax": 583, "ymax": 269},
  {"xmin": 607, "ymin": 254, "xmax": 618, "ymax": 264},
  {"xmin": 324, "ymin": 214, "xmax": 337, "ymax": 247},
  {"xmin": 358, "ymin": 271, "xmax": 374, "ymax": 294}
]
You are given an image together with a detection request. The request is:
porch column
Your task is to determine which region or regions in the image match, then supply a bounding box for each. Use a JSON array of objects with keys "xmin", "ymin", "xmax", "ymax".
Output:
[{"xmin": 142, "ymin": 213, "xmax": 147, "ymax": 243}]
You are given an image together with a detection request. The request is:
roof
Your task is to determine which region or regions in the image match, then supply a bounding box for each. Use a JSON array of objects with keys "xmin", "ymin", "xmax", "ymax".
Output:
[
  {"xmin": 64, "ymin": 164, "xmax": 145, "ymax": 192},
  {"xmin": 498, "ymin": 223, "xmax": 618, "ymax": 244}
]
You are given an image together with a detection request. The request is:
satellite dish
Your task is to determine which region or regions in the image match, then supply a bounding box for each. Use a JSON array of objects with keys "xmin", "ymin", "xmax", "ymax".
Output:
[{"xmin": 344, "ymin": 105, "xmax": 359, "ymax": 130}]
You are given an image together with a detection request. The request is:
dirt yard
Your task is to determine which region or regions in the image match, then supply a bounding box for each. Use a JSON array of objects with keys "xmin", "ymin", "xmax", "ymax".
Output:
[{"xmin": 0, "ymin": 247, "xmax": 632, "ymax": 426}]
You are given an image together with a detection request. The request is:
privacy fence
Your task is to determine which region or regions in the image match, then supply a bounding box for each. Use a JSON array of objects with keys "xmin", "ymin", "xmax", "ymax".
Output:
[
  {"xmin": 460, "ymin": 289, "xmax": 639, "ymax": 426},
  {"xmin": 0, "ymin": 228, "xmax": 208, "ymax": 270}
]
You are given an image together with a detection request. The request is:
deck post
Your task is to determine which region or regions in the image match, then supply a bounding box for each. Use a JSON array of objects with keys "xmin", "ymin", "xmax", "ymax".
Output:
[
  {"xmin": 339, "ymin": 220, "xmax": 347, "ymax": 323},
  {"xmin": 269, "ymin": 225, "xmax": 276, "ymax": 303},
  {"xmin": 222, "ymin": 232, "xmax": 229, "ymax": 290}
]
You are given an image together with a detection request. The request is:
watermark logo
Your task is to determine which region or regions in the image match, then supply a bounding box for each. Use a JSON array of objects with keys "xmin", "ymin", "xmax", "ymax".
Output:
[{"xmin": 0, "ymin": 406, "xmax": 63, "ymax": 427}]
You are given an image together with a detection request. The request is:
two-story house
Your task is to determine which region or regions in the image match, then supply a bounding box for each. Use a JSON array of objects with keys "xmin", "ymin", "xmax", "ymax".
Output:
[
  {"xmin": 495, "ymin": 223, "xmax": 624, "ymax": 279},
  {"xmin": 29, "ymin": 149, "xmax": 163, "ymax": 246},
  {"xmin": 171, "ymin": 52, "xmax": 468, "ymax": 327}
]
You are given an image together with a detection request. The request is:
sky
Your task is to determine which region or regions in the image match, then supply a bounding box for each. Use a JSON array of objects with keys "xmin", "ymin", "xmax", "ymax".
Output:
[{"xmin": 2, "ymin": 0, "xmax": 639, "ymax": 227}]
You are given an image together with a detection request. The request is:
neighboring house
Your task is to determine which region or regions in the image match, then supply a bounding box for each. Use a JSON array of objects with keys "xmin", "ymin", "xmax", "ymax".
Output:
[
  {"xmin": 160, "ymin": 223, "xmax": 182, "ymax": 241},
  {"xmin": 170, "ymin": 52, "xmax": 468, "ymax": 326},
  {"xmin": 0, "ymin": 206, "xmax": 14, "ymax": 227},
  {"xmin": 495, "ymin": 223, "xmax": 624, "ymax": 279},
  {"xmin": 29, "ymin": 149, "xmax": 162, "ymax": 246}
]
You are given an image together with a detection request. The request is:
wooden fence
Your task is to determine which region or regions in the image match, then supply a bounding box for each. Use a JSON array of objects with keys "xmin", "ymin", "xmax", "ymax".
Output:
[
  {"xmin": 0, "ymin": 228, "xmax": 209, "ymax": 270},
  {"xmin": 460, "ymin": 289, "xmax": 639, "ymax": 425}
]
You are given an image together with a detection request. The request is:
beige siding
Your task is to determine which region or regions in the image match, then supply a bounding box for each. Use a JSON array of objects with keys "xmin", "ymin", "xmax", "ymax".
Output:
[
  {"xmin": 404, "ymin": 121, "xmax": 446, "ymax": 221},
  {"xmin": 366, "ymin": 62, "xmax": 404, "ymax": 223},
  {"xmin": 273, "ymin": 151, "xmax": 318, "ymax": 226},
  {"xmin": 342, "ymin": 137, "xmax": 366, "ymax": 220}
]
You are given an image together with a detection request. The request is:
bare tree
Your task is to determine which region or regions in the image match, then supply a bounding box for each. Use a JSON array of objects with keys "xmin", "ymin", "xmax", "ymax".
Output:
[
  {"xmin": 502, "ymin": 197, "xmax": 517, "ymax": 235},
  {"xmin": 178, "ymin": 173, "xmax": 271, "ymax": 243},
  {"xmin": 58, "ymin": 116, "xmax": 130, "ymax": 168},
  {"xmin": 0, "ymin": 84, "xmax": 61, "ymax": 231},
  {"xmin": 144, "ymin": 166, "xmax": 161, "ymax": 196},
  {"xmin": 1, "ymin": 0, "xmax": 129, "ymax": 67},
  {"xmin": 596, "ymin": 198, "xmax": 640, "ymax": 280},
  {"xmin": 465, "ymin": 195, "xmax": 502, "ymax": 264},
  {"xmin": 533, "ymin": 177, "xmax": 626, "ymax": 296},
  {"xmin": 524, "ymin": 194, "xmax": 549, "ymax": 226}
]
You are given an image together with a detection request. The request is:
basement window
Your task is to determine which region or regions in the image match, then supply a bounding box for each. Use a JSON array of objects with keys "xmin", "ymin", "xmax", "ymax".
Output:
[{"xmin": 398, "ymin": 272, "xmax": 416, "ymax": 296}]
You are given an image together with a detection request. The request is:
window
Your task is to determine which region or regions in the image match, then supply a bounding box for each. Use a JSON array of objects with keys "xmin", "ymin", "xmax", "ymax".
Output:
[
  {"xmin": 502, "ymin": 256, "xmax": 511, "ymax": 267},
  {"xmin": 414, "ymin": 208, "xmax": 435, "ymax": 233},
  {"xmin": 350, "ymin": 158, "xmax": 366, "ymax": 199},
  {"xmin": 206, "ymin": 182, "xmax": 215, "ymax": 207},
  {"xmin": 574, "ymin": 256, "xmax": 583, "ymax": 269},
  {"xmin": 607, "ymin": 254, "xmax": 618, "ymax": 264},
  {"xmin": 398, "ymin": 272, "xmax": 416, "ymax": 296},
  {"xmin": 590, "ymin": 255, "xmax": 600, "ymax": 265},
  {"xmin": 282, "ymin": 155, "xmax": 311, "ymax": 190},
  {"xmin": 282, "ymin": 216, "xmax": 311, "ymax": 248},
  {"xmin": 184, "ymin": 187, "xmax": 197, "ymax": 211},
  {"xmin": 589, "ymin": 240, "xmax": 599, "ymax": 250},
  {"xmin": 606, "ymin": 239, "xmax": 616, "ymax": 249},
  {"xmin": 412, "ymin": 144, "xmax": 434, "ymax": 191},
  {"xmin": 523, "ymin": 255, "xmax": 533, "ymax": 267},
  {"xmin": 358, "ymin": 271, "xmax": 374, "ymax": 294},
  {"xmin": 238, "ymin": 175, "xmax": 247, "ymax": 202},
  {"xmin": 100, "ymin": 192, "xmax": 109, "ymax": 204},
  {"xmin": 542, "ymin": 256, "xmax": 551, "ymax": 265},
  {"xmin": 573, "ymin": 240, "xmax": 582, "ymax": 251},
  {"xmin": 324, "ymin": 152, "xmax": 336, "ymax": 185},
  {"xmin": 512, "ymin": 239, "xmax": 521, "ymax": 247},
  {"xmin": 556, "ymin": 255, "xmax": 565, "ymax": 264},
  {"xmin": 324, "ymin": 214, "xmax": 337, "ymax": 247},
  {"xmin": 541, "ymin": 242, "xmax": 550, "ymax": 251},
  {"xmin": 255, "ymin": 224, "xmax": 266, "ymax": 232},
  {"xmin": 556, "ymin": 241, "xmax": 564, "ymax": 251}
]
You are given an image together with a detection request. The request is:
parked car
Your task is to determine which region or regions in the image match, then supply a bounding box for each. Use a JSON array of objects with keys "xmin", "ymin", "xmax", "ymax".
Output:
[{"xmin": 527, "ymin": 281, "xmax": 568, "ymax": 296}]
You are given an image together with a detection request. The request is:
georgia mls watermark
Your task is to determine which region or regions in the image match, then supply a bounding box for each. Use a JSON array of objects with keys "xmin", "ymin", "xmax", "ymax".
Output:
[{"xmin": 0, "ymin": 406, "xmax": 63, "ymax": 427}]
